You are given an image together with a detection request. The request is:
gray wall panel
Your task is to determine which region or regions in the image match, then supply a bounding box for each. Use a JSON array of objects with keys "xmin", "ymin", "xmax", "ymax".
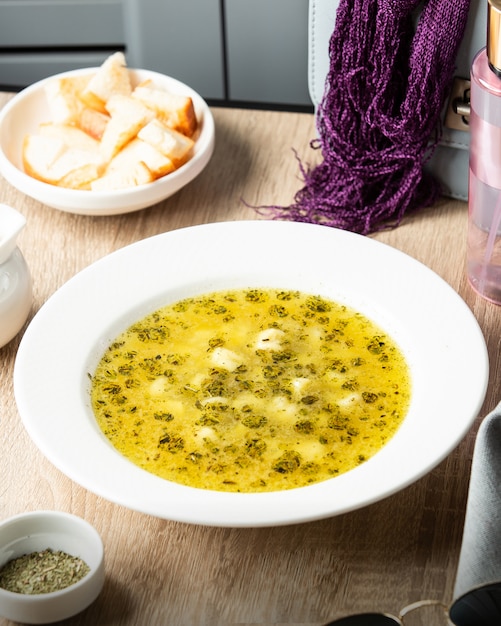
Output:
[
  {"xmin": 124, "ymin": 0, "xmax": 225, "ymax": 100},
  {"xmin": 0, "ymin": 0, "xmax": 124, "ymax": 47},
  {"xmin": 0, "ymin": 0, "xmax": 312, "ymax": 108},
  {"xmin": 225, "ymin": 0, "xmax": 311, "ymax": 106}
]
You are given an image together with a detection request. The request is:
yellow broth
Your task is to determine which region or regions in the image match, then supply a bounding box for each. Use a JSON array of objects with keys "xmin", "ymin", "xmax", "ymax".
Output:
[{"xmin": 91, "ymin": 288, "xmax": 411, "ymax": 492}]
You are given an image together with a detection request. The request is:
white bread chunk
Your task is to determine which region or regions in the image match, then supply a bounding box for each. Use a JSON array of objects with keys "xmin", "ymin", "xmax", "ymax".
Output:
[
  {"xmin": 80, "ymin": 51, "xmax": 131, "ymax": 113},
  {"xmin": 210, "ymin": 347, "xmax": 242, "ymax": 372},
  {"xmin": 100, "ymin": 94, "xmax": 155, "ymax": 162},
  {"xmin": 254, "ymin": 328, "xmax": 285, "ymax": 351},
  {"xmin": 44, "ymin": 75, "xmax": 90, "ymax": 124},
  {"xmin": 137, "ymin": 119, "xmax": 194, "ymax": 166},
  {"xmin": 90, "ymin": 160, "xmax": 153, "ymax": 191},
  {"xmin": 38, "ymin": 122, "xmax": 101, "ymax": 153},
  {"xmin": 132, "ymin": 81, "xmax": 197, "ymax": 137},
  {"xmin": 36, "ymin": 123, "xmax": 103, "ymax": 188},
  {"xmin": 22, "ymin": 134, "xmax": 103, "ymax": 189},
  {"xmin": 107, "ymin": 137, "xmax": 175, "ymax": 178},
  {"xmin": 78, "ymin": 107, "xmax": 110, "ymax": 140},
  {"xmin": 56, "ymin": 159, "xmax": 102, "ymax": 190},
  {"xmin": 22, "ymin": 135, "xmax": 66, "ymax": 178}
]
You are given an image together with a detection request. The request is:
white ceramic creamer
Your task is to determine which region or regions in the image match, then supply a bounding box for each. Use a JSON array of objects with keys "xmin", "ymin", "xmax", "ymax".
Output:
[{"xmin": 0, "ymin": 204, "xmax": 32, "ymax": 348}]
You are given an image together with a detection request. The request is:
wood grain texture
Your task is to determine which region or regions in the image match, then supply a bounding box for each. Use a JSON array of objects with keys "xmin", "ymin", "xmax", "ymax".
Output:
[{"xmin": 0, "ymin": 93, "xmax": 496, "ymax": 626}]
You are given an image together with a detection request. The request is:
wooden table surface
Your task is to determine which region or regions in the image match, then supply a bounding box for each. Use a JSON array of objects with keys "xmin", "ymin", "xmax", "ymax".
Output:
[{"xmin": 1, "ymin": 91, "xmax": 499, "ymax": 626}]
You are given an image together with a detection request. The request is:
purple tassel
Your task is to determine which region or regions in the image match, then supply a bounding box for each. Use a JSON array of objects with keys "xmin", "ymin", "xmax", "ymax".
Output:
[{"xmin": 264, "ymin": 0, "xmax": 471, "ymax": 234}]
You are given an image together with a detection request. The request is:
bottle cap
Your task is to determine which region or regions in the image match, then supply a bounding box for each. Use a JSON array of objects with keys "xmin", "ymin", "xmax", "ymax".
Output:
[{"xmin": 488, "ymin": 0, "xmax": 501, "ymax": 75}]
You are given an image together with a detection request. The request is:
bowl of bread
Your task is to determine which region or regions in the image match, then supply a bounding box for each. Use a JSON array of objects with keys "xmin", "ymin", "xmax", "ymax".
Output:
[{"xmin": 0, "ymin": 53, "xmax": 215, "ymax": 216}]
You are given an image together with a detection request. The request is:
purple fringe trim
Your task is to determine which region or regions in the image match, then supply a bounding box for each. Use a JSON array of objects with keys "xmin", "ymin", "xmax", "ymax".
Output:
[{"xmin": 262, "ymin": 0, "xmax": 471, "ymax": 235}]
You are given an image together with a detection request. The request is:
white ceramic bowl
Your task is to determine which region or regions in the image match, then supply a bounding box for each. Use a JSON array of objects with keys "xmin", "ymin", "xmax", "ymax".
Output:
[
  {"xmin": 13, "ymin": 221, "xmax": 489, "ymax": 527},
  {"xmin": 0, "ymin": 204, "xmax": 32, "ymax": 348},
  {"xmin": 0, "ymin": 68, "xmax": 215, "ymax": 216},
  {"xmin": 0, "ymin": 511, "xmax": 104, "ymax": 624}
]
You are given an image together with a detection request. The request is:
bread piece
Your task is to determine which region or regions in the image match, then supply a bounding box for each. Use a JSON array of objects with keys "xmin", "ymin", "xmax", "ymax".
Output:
[
  {"xmin": 100, "ymin": 94, "xmax": 155, "ymax": 162},
  {"xmin": 137, "ymin": 119, "xmax": 195, "ymax": 167},
  {"xmin": 44, "ymin": 75, "xmax": 90, "ymax": 124},
  {"xmin": 56, "ymin": 160, "xmax": 102, "ymax": 190},
  {"xmin": 90, "ymin": 161, "xmax": 153, "ymax": 191},
  {"xmin": 36, "ymin": 123, "xmax": 103, "ymax": 187},
  {"xmin": 79, "ymin": 107, "xmax": 110, "ymax": 140},
  {"xmin": 80, "ymin": 51, "xmax": 132, "ymax": 114},
  {"xmin": 107, "ymin": 137, "xmax": 175, "ymax": 179},
  {"xmin": 22, "ymin": 134, "xmax": 103, "ymax": 189},
  {"xmin": 132, "ymin": 81, "xmax": 197, "ymax": 137},
  {"xmin": 22, "ymin": 135, "xmax": 66, "ymax": 181},
  {"xmin": 38, "ymin": 122, "xmax": 101, "ymax": 153}
]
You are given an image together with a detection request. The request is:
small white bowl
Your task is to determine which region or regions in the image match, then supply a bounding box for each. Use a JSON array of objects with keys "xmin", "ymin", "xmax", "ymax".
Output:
[
  {"xmin": 0, "ymin": 68, "xmax": 215, "ymax": 216},
  {"xmin": 0, "ymin": 511, "xmax": 104, "ymax": 624},
  {"xmin": 0, "ymin": 204, "xmax": 32, "ymax": 348}
]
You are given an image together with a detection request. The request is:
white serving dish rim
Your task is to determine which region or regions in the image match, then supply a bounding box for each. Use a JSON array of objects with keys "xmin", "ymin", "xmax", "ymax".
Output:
[{"xmin": 13, "ymin": 220, "xmax": 489, "ymax": 527}]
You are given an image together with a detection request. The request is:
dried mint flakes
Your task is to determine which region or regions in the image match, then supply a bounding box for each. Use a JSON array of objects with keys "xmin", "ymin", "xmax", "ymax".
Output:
[{"xmin": 0, "ymin": 548, "xmax": 90, "ymax": 594}]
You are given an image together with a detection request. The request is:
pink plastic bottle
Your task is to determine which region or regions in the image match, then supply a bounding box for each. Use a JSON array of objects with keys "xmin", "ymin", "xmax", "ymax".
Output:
[{"xmin": 468, "ymin": 0, "xmax": 501, "ymax": 304}]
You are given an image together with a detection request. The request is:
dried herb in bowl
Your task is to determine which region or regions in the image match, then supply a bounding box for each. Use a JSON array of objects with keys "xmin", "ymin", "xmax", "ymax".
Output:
[{"xmin": 0, "ymin": 549, "xmax": 90, "ymax": 594}]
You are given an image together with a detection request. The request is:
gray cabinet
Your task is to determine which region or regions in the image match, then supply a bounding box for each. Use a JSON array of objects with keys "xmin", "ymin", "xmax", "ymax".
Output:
[
  {"xmin": 123, "ymin": 0, "xmax": 225, "ymax": 101},
  {"xmin": 0, "ymin": 0, "xmax": 125, "ymax": 88},
  {"xmin": 225, "ymin": 0, "xmax": 310, "ymax": 106},
  {"xmin": 0, "ymin": 0, "xmax": 312, "ymax": 109}
]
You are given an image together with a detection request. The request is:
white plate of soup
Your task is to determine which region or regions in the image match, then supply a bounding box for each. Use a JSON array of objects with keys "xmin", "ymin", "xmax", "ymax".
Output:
[{"xmin": 14, "ymin": 220, "xmax": 488, "ymax": 527}]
